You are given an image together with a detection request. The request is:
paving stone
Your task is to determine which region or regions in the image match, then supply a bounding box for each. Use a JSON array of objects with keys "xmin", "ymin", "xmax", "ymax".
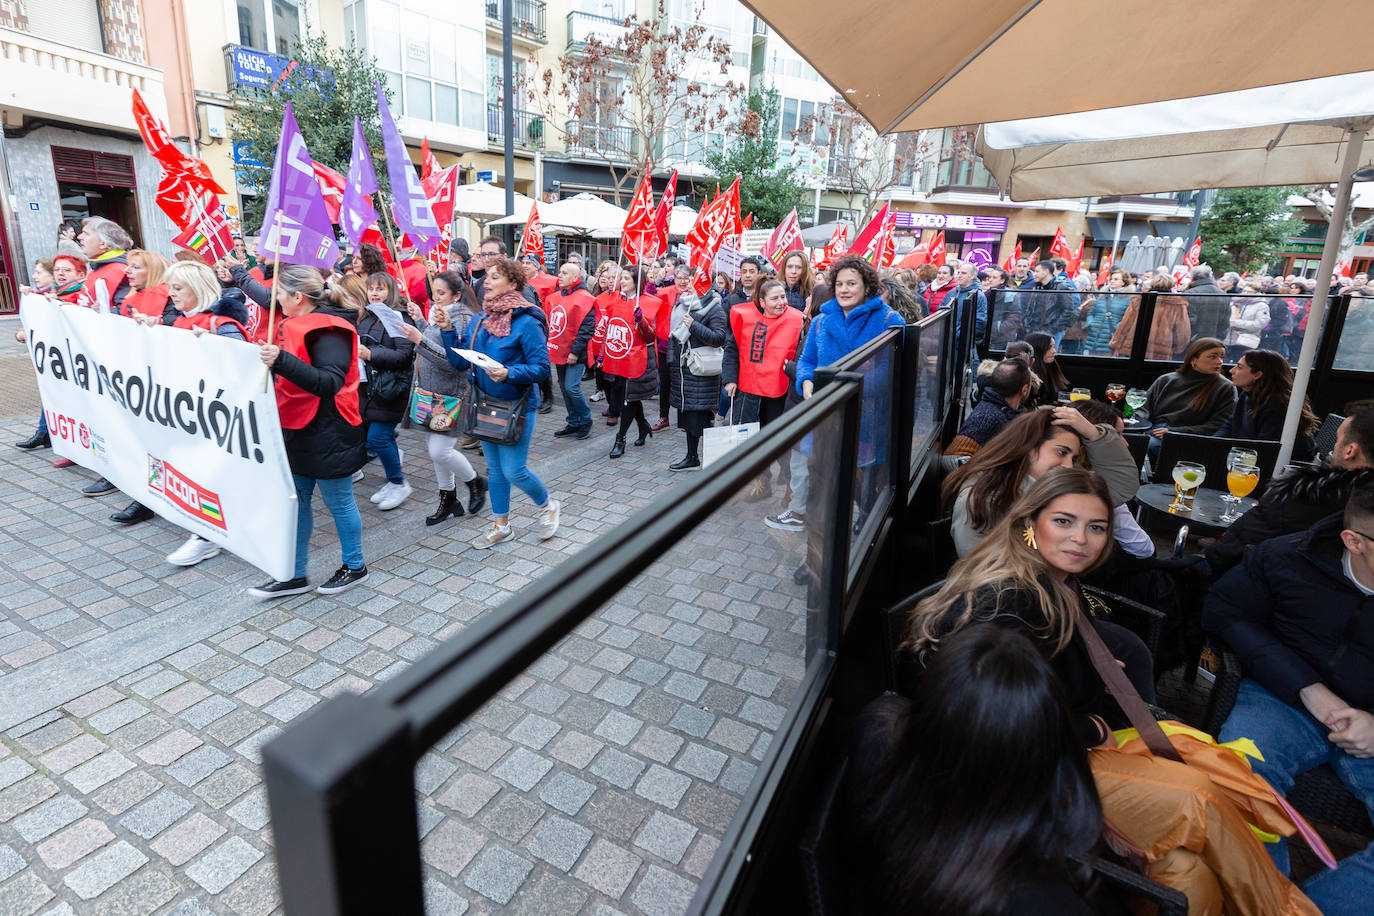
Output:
[
  {"xmin": 192, "ymin": 763, "xmax": 257, "ymax": 809},
  {"xmin": 589, "ymin": 747, "xmax": 647, "ymax": 790},
  {"xmin": 631, "ymin": 726, "xmax": 685, "ymax": 765},
  {"xmin": 226, "ymin": 787, "xmax": 270, "ymax": 830},
  {"xmin": 262, "ymin": 689, "xmax": 320, "ymax": 722},
  {"xmin": 591, "ymin": 677, "xmax": 642, "ymax": 707},
  {"xmin": 121, "ymin": 789, "xmax": 195, "ymax": 839},
  {"xmin": 422, "ymin": 877, "xmax": 470, "ymax": 915},
  {"xmin": 538, "ymin": 771, "xmax": 597, "ymax": 817},
  {"xmin": 507, "ymin": 714, "xmax": 561, "ymax": 750},
  {"xmin": 421, "ymin": 819, "xmax": 486, "ymax": 878},
  {"xmin": 674, "ymin": 743, "xmax": 728, "ymax": 782},
  {"xmin": 62, "ymin": 686, "xmax": 124, "ymax": 718},
  {"xmin": 661, "ymin": 672, "xmax": 708, "ymax": 702},
  {"xmin": 136, "ymin": 729, "xmax": 202, "ymax": 766},
  {"xmin": 666, "ymin": 704, "xmax": 715, "ymax": 738},
  {"xmin": 64, "ymin": 751, "xmax": 134, "ymax": 793},
  {"xmin": 0, "ymin": 870, "xmax": 54, "ymax": 914},
  {"xmin": 633, "ymin": 811, "xmax": 697, "ymax": 865},
  {"xmin": 165, "ymin": 644, "xmax": 215, "ymax": 670},
  {"xmin": 737, "ymin": 696, "xmax": 785, "ymax": 730},
  {"xmin": 574, "ymin": 837, "xmax": 643, "ymax": 899},
  {"xmin": 0, "ymin": 757, "xmax": 35, "ymax": 790},
  {"xmin": 0, "ymin": 774, "xmax": 58, "ymax": 821},
  {"xmin": 60, "ymin": 840, "xmax": 148, "ymax": 899},
  {"xmin": 129, "ymin": 670, "xmax": 187, "ymax": 699},
  {"xmin": 462, "ymin": 845, "xmax": 534, "ymax": 905},
  {"xmin": 526, "ymin": 814, "xmax": 594, "ymax": 871},
  {"xmin": 635, "ymin": 764, "xmax": 692, "ymax": 809},
  {"xmin": 630, "ymin": 864, "xmax": 698, "ymax": 916},
  {"xmin": 164, "ymin": 746, "xmax": 231, "ymax": 787},
  {"xmin": 39, "ymin": 734, "xmax": 106, "ymax": 773},
  {"xmin": 37, "ymin": 817, "xmax": 116, "ymax": 869},
  {"xmin": 549, "ymin": 731, "xmax": 603, "ymax": 769},
  {"xmin": 149, "ymin": 812, "xmax": 225, "ymax": 866},
  {"xmin": 593, "ymin": 710, "xmax": 643, "ymax": 746},
  {"xmin": 11, "ymin": 794, "xmax": 87, "ymax": 842},
  {"xmin": 184, "ymin": 836, "xmax": 263, "ymax": 894},
  {"xmin": 478, "ymin": 793, "xmax": 544, "ymax": 844},
  {"xmin": 0, "ymin": 843, "xmax": 24, "ymax": 882}
]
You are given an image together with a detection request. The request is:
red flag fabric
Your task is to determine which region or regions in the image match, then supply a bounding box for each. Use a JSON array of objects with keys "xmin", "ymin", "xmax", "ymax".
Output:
[
  {"xmin": 1028, "ymin": 246, "xmax": 1040, "ymax": 267},
  {"xmin": 520, "ymin": 202, "xmax": 544, "ymax": 259},
  {"xmin": 926, "ymin": 230, "xmax": 947, "ymax": 267},
  {"xmin": 1002, "ymin": 240, "xmax": 1023, "ymax": 272},
  {"xmin": 1096, "ymin": 250, "xmax": 1114, "ymax": 287},
  {"xmin": 171, "ymin": 200, "xmax": 235, "ymax": 265},
  {"xmin": 1067, "ymin": 238, "xmax": 1085, "ymax": 275},
  {"xmin": 652, "ymin": 170, "xmax": 677, "ymax": 259},
  {"xmin": 1182, "ymin": 236, "xmax": 1203, "ymax": 269},
  {"xmin": 762, "ymin": 209, "xmax": 804, "ymax": 266},
  {"xmin": 1049, "ymin": 226, "xmax": 1072, "ymax": 260},
  {"xmin": 133, "ymin": 89, "xmax": 225, "ymax": 195},
  {"xmin": 420, "ymin": 138, "xmax": 439, "ymax": 180},
  {"xmin": 896, "ymin": 236, "xmax": 931, "ymax": 270},
  {"xmin": 621, "ymin": 174, "xmax": 657, "ymax": 265},
  {"xmin": 843, "ymin": 203, "xmax": 891, "ymax": 260},
  {"xmin": 723, "ymin": 177, "xmax": 743, "ymax": 236},
  {"xmin": 311, "ymin": 160, "xmax": 346, "ymax": 224},
  {"xmin": 742, "ymin": 213, "xmax": 754, "ymax": 230},
  {"xmin": 689, "ymin": 247, "xmax": 715, "ymax": 295},
  {"xmin": 422, "ymin": 163, "xmax": 459, "ymax": 227},
  {"xmin": 815, "ymin": 222, "xmax": 849, "ymax": 271},
  {"xmin": 1336, "ymin": 259, "xmax": 1350, "ymax": 278},
  {"xmin": 875, "ymin": 211, "xmax": 897, "ymax": 268}
]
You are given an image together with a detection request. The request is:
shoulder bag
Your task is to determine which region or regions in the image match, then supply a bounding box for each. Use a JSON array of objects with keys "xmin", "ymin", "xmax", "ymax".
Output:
[
  {"xmin": 683, "ymin": 308, "xmax": 724, "ymax": 376},
  {"xmin": 460, "ymin": 326, "xmax": 530, "ymax": 444}
]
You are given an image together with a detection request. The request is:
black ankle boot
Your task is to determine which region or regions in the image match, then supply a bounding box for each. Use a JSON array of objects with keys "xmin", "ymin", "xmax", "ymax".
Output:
[
  {"xmin": 425, "ymin": 489, "xmax": 463, "ymax": 526},
  {"xmin": 465, "ymin": 475, "xmax": 488, "ymax": 514},
  {"xmin": 669, "ymin": 455, "xmax": 701, "ymax": 471},
  {"xmin": 634, "ymin": 421, "xmax": 652, "ymax": 447},
  {"xmin": 609, "ymin": 435, "xmax": 626, "ymax": 459}
]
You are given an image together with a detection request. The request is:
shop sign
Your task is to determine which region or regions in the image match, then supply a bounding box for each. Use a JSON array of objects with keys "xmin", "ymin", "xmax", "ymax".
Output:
[
  {"xmin": 894, "ymin": 212, "xmax": 1008, "ymax": 232},
  {"xmin": 228, "ymin": 46, "xmax": 331, "ymax": 92}
]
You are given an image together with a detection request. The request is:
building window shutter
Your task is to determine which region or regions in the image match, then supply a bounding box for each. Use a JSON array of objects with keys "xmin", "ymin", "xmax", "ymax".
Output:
[{"xmin": 51, "ymin": 148, "xmax": 138, "ymax": 189}]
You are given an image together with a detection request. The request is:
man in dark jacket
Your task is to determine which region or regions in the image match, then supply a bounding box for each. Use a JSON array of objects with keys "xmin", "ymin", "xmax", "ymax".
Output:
[
  {"xmin": 1204, "ymin": 484, "xmax": 1374, "ymax": 912},
  {"xmin": 547, "ymin": 261, "xmax": 597, "ymax": 439},
  {"xmin": 1206, "ymin": 406, "xmax": 1374, "ymax": 576},
  {"xmin": 1182, "ymin": 266, "xmax": 1230, "ymax": 342},
  {"xmin": 724, "ymin": 256, "xmax": 762, "ymax": 307},
  {"xmin": 944, "ymin": 359, "xmax": 1030, "ymax": 457},
  {"xmin": 1021, "ymin": 261, "xmax": 1076, "ymax": 339}
]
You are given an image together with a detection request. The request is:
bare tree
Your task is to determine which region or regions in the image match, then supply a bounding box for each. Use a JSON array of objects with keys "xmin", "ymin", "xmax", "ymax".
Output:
[
  {"xmin": 523, "ymin": 0, "xmax": 743, "ymax": 203},
  {"xmin": 1305, "ymin": 183, "xmax": 1374, "ymax": 263},
  {"xmin": 798, "ymin": 98, "xmax": 931, "ymax": 224}
]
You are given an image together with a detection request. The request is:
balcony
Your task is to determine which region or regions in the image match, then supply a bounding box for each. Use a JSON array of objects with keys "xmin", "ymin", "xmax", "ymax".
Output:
[
  {"xmin": 487, "ymin": 104, "xmax": 545, "ymax": 150},
  {"xmin": 0, "ymin": 26, "xmax": 166, "ymax": 133},
  {"xmin": 564, "ymin": 120, "xmax": 638, "ymax": 162},
  {"xmin": 567, "ymin": 10, "xmax": 629, "ymax": 51},
  {"xmin": 485, "ymin": 0, "xmax": 547, "ymax": 43}
]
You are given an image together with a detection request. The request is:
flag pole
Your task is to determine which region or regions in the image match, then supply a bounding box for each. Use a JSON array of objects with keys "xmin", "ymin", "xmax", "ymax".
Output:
[
  {"xmin": 264, "ymin": 212, "xmax": 282, "ymax": 393},
  {"xmin": 374, "ymin": 192, "xmax": 407, "ymax": 288}
]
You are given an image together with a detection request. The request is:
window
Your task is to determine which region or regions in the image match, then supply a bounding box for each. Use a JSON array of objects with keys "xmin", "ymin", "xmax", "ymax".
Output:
[
  {"xmin": 237, "ymin": 1, "xmax": 268, "ymax": 50},
  {"xmin": 404, "ymin": 12, "xmax": 429, "ymax": 76},
  {"xmin": 272, "ymin": 0, "xmax": 301, "ymax": 54},
  {"xmin": 373, "ymin": 1, "xmax": 401, "ymax": 70},
  {"xmin": 343, "ymin": 0, "xmax": 367, "ymax": 48},
  {"xmin": 934, "ymin": 126, "xmax": 996, "ymax": 189},
  {"xmin": 235, "ymin": 0, "xmax": 300, "ymax": 54},
  {"xmin": 406, "ymin": 77, "xmax": 432, "ymax": 120}
]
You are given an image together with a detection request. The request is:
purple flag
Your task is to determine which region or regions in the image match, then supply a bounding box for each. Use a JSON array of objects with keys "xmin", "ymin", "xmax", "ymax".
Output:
[
  {"xmin": 258, "ymin": 102, "xmax": 339, "ymax": 269},
  {"xmin": 340, "ymin": 117, "xmax": 378, "ymax": 248},
  {"xmin": 375, "ymin": 81, "xmax": 440, "ymax": 254}
]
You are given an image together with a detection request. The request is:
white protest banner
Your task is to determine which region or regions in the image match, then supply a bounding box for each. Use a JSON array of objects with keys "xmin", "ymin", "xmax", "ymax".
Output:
[
  {"xmin": 20, "ymin": 295, "xmax": 297, "ymax": 581},
  {"xmin": 714, "ymin": 246, "xmax": 743, "ymax": 279}
]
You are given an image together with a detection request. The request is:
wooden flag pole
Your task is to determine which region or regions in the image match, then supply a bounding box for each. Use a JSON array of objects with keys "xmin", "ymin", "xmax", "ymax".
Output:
[{"xmin": 263, "ymin": 213, "xmax": 283, "ymax": 393}]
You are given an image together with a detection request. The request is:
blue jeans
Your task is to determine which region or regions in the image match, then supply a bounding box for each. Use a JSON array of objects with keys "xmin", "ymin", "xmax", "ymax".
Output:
[
  {"xmin": 480, "ymin": 410, "xmax": 548, "ymax": 518},
  {"xmin": 292, "ymin": 474, "xmax": 364, "ymax": 579},
  {"xmin": 1219, "ymin": 679, "xmax": 1374, "ymax": 915},
  {"xmin": 557, "ymin": 362, "xmax": 590, "ymax": 428},
  {"xmin": 366, "ymin": 421, "xmax": 405, "ymax": 484},
  {"xmin": 37, "ymin": 410, "xmax": 48, "ymax": 436}
]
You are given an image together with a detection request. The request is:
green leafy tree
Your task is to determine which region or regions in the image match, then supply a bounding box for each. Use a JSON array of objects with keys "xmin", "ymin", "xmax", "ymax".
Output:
[
  {"xmin": 1198, "ymin": 186, "xmax": 1299, "ymax": 273},
  {"xmin": 703, "ymin": 90, "xmax": 804, "ymax": 228},
  {"xmin": 229, "ymin": 34, "xmax": 395, "ymax": 231}
]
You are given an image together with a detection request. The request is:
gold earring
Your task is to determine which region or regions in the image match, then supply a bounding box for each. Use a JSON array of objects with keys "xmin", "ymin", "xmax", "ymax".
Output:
[{"xmin": 1022, "ymin": 524, "xmax": 1038, "ymax": 550}]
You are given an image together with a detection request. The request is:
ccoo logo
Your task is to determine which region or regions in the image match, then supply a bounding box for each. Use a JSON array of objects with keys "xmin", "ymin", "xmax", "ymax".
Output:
[{"xmin": 603, "ymin": 317, "xmax": 633, "ymax": 359}]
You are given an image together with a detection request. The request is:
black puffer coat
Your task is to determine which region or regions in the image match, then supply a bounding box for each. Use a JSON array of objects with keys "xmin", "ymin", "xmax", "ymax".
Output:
[
  {"xmin": 270, "ymin": 304, "xmax": 366, "ymax": 480},
  {"xmin": 1205, "ymin": 464, "xmax": 1374, "ymax": 577},
  {"xmin": 667, "ymin": 289, "xmax": 727, "ymax": 412},
  {"xmin": 357, "ymin": 305, "xmax": 416, "ymax": 424}
]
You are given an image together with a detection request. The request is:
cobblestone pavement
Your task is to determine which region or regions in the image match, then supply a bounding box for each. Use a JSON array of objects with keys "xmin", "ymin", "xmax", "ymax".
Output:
[{"xmin": 0, "ymin": 331, "xmax": 811, "ymax": 915}]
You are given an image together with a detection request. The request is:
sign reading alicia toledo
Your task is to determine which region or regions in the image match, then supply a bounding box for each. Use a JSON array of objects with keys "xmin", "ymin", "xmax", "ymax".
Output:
[{"xmin": 21, "ymin": 295, "xmax": 297, "ymax": 581}]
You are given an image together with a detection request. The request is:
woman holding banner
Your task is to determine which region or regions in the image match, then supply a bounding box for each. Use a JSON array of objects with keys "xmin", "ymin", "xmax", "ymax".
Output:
[
  {"xmin": 651, "ymin": 268, "xmax": 679, "ymax": 432},
  {"xmin": 597, "ymin": 266, "xmax": 660, "ymax": 459},
  {"xmin": 122, "ymin": 250, "xmax": 175, "ymax": 324},
  {"xmin": 50, "ymin": 255, "xmax": 87, "ymax": 303},
  {"xmin": 252, "ymin": 266, "xmax": 369, "ymax": 597}
]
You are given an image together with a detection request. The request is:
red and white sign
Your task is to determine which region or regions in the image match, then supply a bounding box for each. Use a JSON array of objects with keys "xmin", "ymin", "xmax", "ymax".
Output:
[{"xmin": 603, "ymin": 317, "xmax": 633, "ymax": 360}]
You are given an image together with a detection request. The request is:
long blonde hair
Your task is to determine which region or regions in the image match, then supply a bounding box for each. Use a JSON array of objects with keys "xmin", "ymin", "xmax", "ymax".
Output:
[
  {"xmin": 128, "ymin": 249, "xmax": 170, "ymax": 289},
  {"xmin": 904, "ymin": 468, "xmax": 1114, "ymax": 658}
]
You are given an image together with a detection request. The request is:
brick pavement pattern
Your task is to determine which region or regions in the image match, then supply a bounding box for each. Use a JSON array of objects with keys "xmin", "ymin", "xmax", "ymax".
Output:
[{"xmin": 0, "ymin": 331, "xmax": 812, "ymax": 915}]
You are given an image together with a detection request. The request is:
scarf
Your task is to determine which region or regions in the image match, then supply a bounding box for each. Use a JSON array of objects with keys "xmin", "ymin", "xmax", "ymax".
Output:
[
  {"xmin": 481, "ymin": 289, "xmax": 526, "ymax": 337},
  {"xmin": 54, "ymin": 279, "xmax": 84, "ymax": 298},
  {"xmin": 671, "ymin": 289, "xmax": 706, "ymax": 343}
]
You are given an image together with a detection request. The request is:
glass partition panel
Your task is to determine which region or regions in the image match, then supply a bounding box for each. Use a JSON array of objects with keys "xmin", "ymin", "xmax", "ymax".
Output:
[
  {"xmin": 850, "ymin": 341, "xmax": 894, "ymax": 561},
  {"xmin": 988, "ymin": 287, "xmax": 1126, "ymax": 358},
  {"xmin": 1169, "ymin": 292, "xmax": 1318, "ymax": 367},
  {"xmin": 1334, "ymin": 294, "xmax": 1374, "ymax": 371},
  {"xmin": 413, "ymin": 408, "xmax": 848, "ymax": 913},
  {"xmin": 911, "ymin": 312, "xmax": 946, "ymax": 477}
]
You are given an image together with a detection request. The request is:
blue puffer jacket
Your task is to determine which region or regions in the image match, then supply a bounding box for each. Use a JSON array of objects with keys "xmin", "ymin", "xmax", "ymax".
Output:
[
  {"xmin": 796, "ymin": 294, "xmax": 905, "ymax": 394},
  {"xmin": 442, "ymin": 305, "xmax": 550, "ymax": 408}
]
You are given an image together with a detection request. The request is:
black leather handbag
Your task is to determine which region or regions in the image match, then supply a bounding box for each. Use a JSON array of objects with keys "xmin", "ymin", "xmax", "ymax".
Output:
[{"xmin": 462, "ymin": 383, "xmax": 530, "ymax": 444}]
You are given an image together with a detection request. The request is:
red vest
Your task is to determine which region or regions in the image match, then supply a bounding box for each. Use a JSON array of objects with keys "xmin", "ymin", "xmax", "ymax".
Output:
[
  {"xmin": 730, "ymin": 304, "xmax": 804, "ymax": 398},
  {"xmin": 546, "ymin": 288, "xmax": 596, "ymax": 364},
  {"xmin": 273, "ymin": 312, "xmax": 362, "ymax": 430},
  {"xmin": 589, "ymin": 291, "xmax": 615, "ymax": 366},
  {"xmin": 78, "ymin": 261, "xmax": 130, "ymax": 313},
  {"xmin": 529, "ymin": 272, "xmax": 558, "ymax": 304},
  {"xmin": 121, "ymin": 284, "xmax": 170, "ymax": 320},
  {"xmin": 596, "ymin": 295, "xmax": 652, "ymax": 379},
  {"xmin": 173, "ymin": 311, "xmax": 249, "ymax": 339},
  {"xmin": 654, "ymin": 288, "xmax": 678, "ymax": 342},
  {"xmin": 249, "ymin": 266, "xmax": 267, "ymax": 285}
]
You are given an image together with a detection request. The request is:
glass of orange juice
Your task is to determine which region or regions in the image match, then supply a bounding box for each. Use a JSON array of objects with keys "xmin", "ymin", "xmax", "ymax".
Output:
[
  {"xmin": 1069, "ymin": 387, "xmax": 1092, "ymax": 402},
  {"xmin": 1221, "ymin": 448, "xmax": 1259, "ymax": 521}
]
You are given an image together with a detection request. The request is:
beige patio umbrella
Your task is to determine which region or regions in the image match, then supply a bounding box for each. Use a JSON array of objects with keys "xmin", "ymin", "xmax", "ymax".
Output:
[
  {"xmin": 975, "ymin": 70, "xmax": 1374, "ymax": 468},
  {"xmin": 740, "ymin": 0, "xmax": 1373, "ymax": 133},
  {"xmin": 451, "ymin": 181, "xmax": 536, "ymax": 236}
]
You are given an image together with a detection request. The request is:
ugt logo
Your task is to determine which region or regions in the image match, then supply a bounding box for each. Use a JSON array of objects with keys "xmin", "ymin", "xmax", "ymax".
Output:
[{"xmin": 603, "ymin": 318, "xmax": 632, "ymax": 359}]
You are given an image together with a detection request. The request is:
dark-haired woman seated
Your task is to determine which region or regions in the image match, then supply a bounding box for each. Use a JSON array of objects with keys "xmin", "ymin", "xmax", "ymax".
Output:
[
  {"xmin": 903, "ymin": 467, "xmax": 1320, "ymax": 915},
  {"xmin": 1218, "ymin": 349, "xmax": 1316, "ymax": 461}
]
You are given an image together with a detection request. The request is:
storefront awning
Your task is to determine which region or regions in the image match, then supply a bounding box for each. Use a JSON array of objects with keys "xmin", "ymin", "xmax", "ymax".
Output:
[{"xmin": 1085, "ymin": 217, "xmax": 1151, "ymax": 242}]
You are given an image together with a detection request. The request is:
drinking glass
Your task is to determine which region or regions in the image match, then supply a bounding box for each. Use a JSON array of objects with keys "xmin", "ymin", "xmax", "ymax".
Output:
[
  {"xmin": 1124, "ymin": 388, "xmax": 1147, "ymax": 419},
  {"xmin": 1169, "ymin": 461, "xmax": 1206, "ymax": 512},
  {"xmin": 1221, "ymin": 448, "xmax": 1259, "ymax": 521},
  {"xmin": 1070, "ymin": 387, "xmax": 1092, "ymax": 402},
  {"xmin": 1105, "ymin": 383, "xmax": 1126, "ymax": 404}
]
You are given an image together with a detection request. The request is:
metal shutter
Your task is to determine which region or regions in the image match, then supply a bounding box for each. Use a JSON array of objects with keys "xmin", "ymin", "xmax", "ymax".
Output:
[{"xmin": 51, "ymin": 147, "xmax": 138, "ymax": 188}]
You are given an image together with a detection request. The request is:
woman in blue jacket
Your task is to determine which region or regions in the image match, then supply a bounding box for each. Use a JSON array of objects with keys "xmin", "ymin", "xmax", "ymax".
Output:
[{"xmin": 443, "ymin": 256, "xmax": 559, "ymax": 550}]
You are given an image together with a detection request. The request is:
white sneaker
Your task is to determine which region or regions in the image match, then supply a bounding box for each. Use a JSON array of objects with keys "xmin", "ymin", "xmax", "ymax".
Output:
[
  {"xmin": 589, "ymin": 390, "xmax": 606, "ymax": 402},
  {"xmin": 537, "ymin": 499, "xmax": 561, "ymax": 541},
  {"xmin": 471, "ymin": 524, "xmax": 513, "ymax": 550},
  {"xmin": 377, "ymin": 481, "xmax": 412, "ymax": 510},
  {"xmin": 351, "ymin": 469, "xmax": 364, "ymax": 483},
  {"xmin": 370, "ymin": 482, "xmax": 395, "ymax": 504},
  {"xmin": 166, "ymin": 534, "xmax": 220, "ymax": 566}
]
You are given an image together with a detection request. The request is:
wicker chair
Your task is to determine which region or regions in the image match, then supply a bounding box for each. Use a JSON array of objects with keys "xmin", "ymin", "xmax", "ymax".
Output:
[
  {"xmin": 1204, "ymin": 648, "xmax": 1374, "ymax": 837},
  {"xmin": 1313, "ymin": 413, "xmax": 1346, "ymax": 462}
]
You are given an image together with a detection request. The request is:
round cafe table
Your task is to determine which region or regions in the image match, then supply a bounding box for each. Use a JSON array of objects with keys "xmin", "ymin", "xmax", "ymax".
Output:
[{"xmin": 1134, "ymin": 483, "xmax": 1257, "ymax": 534}]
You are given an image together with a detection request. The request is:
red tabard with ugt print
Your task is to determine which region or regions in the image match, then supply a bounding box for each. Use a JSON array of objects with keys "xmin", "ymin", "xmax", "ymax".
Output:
[
  {"xmin": 546, "ymin": 289, "xmax": 596, "ymax": 364},
  {"xmin": 595, "ymin": 294, "xmax": 652, "ymax": 379}
]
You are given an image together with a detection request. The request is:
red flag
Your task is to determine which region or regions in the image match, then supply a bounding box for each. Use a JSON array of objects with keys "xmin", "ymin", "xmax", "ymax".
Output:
[
  {"xmin": 1096, "ymin": 250, "xmax": 1114, "ymax": 287},
  {"xmin": 621, "ymin": 173, "xmax": 657, "ymax": 264},
  {"xmin": 724, "ymin": 176, "xmax": 743, "ymax": 236},
  {"xmin": 1182, "ymin": 236, "xmax": 1203, "ymax": 269},
  {"xmin": 843, "ymin": 203, "xmax": 891, "ymax": 260},
  {"xmin": 520, "ymin": 202, "xmax": 544, "ymax": 259},
  {"xmin": 742, "ymin": 213, "xmax": 754, "ymax": 230},
  {"xmin": 420, "ymin": 138, "xmax": 439, "ymax": 181},
  {"xmin": 875, "ymin": 212, "xmax": 898, "ymax": 268},
  {"xmin": 311, "ymin": 160, "xmax": 346, "ymax": 224},
  {"xmin": 1028, "ymin": 246, "xmax": 1040, "ymax": 267},
  {"xmin": 1049, "ymin": 226, "xmax": 1072, "ymax": 260},
  {"xmin": 172, "ymin": 200, "xmax": 234, "ymax": 264},
  {"xmin": 1335, "ymin": 259, "xmax": 1350, "ymax": 278},
  {"xmin": 652, "ymin": 169, "xmax": 677, "ymax": 258},
  {"xmin": 923, "ymin": 230, "xmax": 945, "ymax": 266},
  {"xmin": 1067, "ymin": 238, "xmax": 1085, "ymax": 275},
  {"xmin": 1002, "ymin": 240, "xmax": 1022, "ymax": 272},
  {"xmin": 814, "ymin": 222, "xmax": 849, "ymax": 271},
  {"xmin": 896, "ymin": 236, "xmax": 931, "ymax": 270},
  {"xmin": 762, "ymin": 208, "xmax": 804, "ymax": 266},
  {"xmin": 133, "ymin": 89, "xmax": 225, "ymax": 195},
  {"xmin": 422, "ymin": 163, "xmax": 459, "ymax": 227}
]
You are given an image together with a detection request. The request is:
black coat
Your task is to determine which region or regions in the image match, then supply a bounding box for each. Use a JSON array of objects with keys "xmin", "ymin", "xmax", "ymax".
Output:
[
  {"xmin": 357, "ymin": 305, "xmax": 416, "ymax": 424},
  {"xmin": 667, "ymin": 292, "xmax": 727, "ymax": 412},
  {"xmin": 270, "ymin": 305, "xmax": 366, "ymax": 480},
  {"xmin": 1204, "ymin": 514, "xmax": 1374, "ymax": 710},
  {"xmin": 1205, "ymin": 464, "xmax": 1374, "ymax": 576},
  {"xmin": 1183, "ymin": 282, "xmax": 1230, "ymax": 341}
]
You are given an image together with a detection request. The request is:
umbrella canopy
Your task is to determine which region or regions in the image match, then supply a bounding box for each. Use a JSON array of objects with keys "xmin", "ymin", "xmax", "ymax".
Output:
[
  {"xmin": 801, "ymin": 220, "xmax": 846, "ymax": 247},
  {"xmin": 740, "ymin": 0, "xmax": 1368, "ymax": 134},
  {"xmin": 978, "ymin": 71, "xmax": 1374, "ymax": 200},
  {"xmin": 668, "ymin": 204, "xmax": 697, "ymax": 238},
  {"xmin": 1119, "ymin": 237, "xmax": 1145, "ymax": 274},
  {"xmin": 973, "ymin": 70, "xmax": 1374, "ymax": 468},
  {"xmin": 450, "ymin": 181, "xmax": 536, "ymax": 219},
  {"xmin": 532, "ymin": 193, "xmax": 631, "ymax": 235}
]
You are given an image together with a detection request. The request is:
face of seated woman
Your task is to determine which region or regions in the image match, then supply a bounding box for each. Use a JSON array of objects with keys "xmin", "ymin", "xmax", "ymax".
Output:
[
  {"xmin": 1027, "ymin": 428, "xmax": 1082, "ymax": 479},
  {"xmin": 1031, "ymin": 492, "xmax": 1112, "ymax": 579}
]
